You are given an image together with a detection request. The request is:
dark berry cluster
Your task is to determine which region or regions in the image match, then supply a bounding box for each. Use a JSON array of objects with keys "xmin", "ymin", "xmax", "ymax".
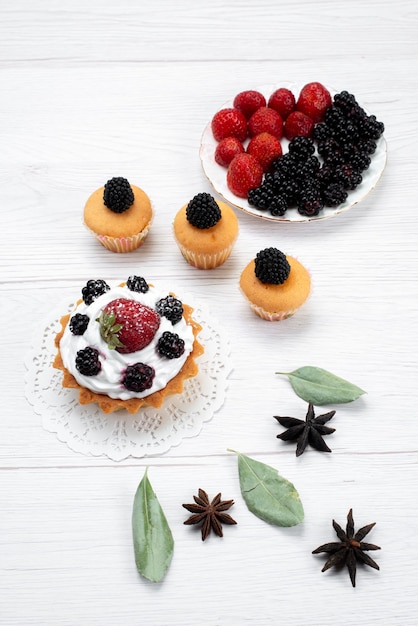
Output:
[
  {"xmin": 82, "ymin": 279, "xmax": 110, "ymax": 305},
  {"xmin": 186, "ymin": 192, "xmax": 221, "ymax": 228},
  {"xmin": 156, "ymin": 295, "xmax": 184, "ymax": 325},
  {"xmin": 69, "ymin": 313, "xmax": 89, "ymax": 335},
  {"xmin": 127, "ymin": 275, "xmax": 149, "ymax": 293},
  {"xmin": 75, "ymin": 347, "xmax": 101, "ymax": 376},
  {"xmin": 157, "ymin": 331, "xmax": 185, "ymax": 359},
  {"xmin": 103, "ymin": 177, "xmax": 134, "ymax": 213},
  {"xmin": 248, "ymin": 91, "xmax": 384, "ymax": 218},
  {"xmin": 122, "ymin": 362, "xmax": 155, "ymax": 392},
  {"xmin": 254, "ymin": 248, "xmax": 290, "ymax": 285},
  {"xmin": 248, "ymin": 137, "xmax": 324, "ymax": 217}
]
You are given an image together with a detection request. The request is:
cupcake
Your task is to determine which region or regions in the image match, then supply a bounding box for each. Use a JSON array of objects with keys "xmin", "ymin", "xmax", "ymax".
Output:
[
  {"xmin": 53, "ymin": 276, "xmax": 204, "ymax": 414},
  {"xmin": 173, "ymin": 192, "xmax": 239, "ymax": 269},
  {"xmin": 239, "ymin": 247, "xmax": 311, "ymax": 320},
  {"xmin": 83, "ymin": 177, "xmax": 153, "ymax": 252}
]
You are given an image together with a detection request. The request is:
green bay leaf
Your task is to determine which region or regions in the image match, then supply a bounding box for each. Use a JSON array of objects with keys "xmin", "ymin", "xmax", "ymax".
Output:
[
  {"xmin": 276, "ymin": 366, "xmax": 366, "ymax": 405},
  {"xmin": 132, "ymin": 468, "xmax": 174, "ymax": 583},
  {"xmin": 229, "ymin": 450, "xmax": 304, "ymax": 527}
]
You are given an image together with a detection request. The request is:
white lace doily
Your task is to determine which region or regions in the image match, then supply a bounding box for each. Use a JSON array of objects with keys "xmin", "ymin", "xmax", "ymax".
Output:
[{"xmin": 25, "ymin": 296, "xmax": 231, "ymax": 461}]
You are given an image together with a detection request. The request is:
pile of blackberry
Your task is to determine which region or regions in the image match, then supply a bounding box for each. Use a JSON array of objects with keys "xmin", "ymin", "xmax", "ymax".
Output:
[{"xmin": 248, "ymin": 91, "xmax": 385, "ymax": 218}]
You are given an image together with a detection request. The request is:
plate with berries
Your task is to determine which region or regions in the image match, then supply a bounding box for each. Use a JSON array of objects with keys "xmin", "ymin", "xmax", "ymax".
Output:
[{"xmin": 200, "ymin": 82, "xmax": 387, "ymax": 222}]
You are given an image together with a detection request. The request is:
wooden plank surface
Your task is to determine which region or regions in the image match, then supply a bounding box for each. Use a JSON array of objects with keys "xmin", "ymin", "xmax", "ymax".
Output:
[{"xmin": 1, "ymin": 1, "xmax": 417, "ymax": 624}]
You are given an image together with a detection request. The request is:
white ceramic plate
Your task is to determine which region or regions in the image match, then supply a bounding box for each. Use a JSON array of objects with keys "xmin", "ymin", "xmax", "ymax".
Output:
[{"xmin": 200, "ymin": 82, "xmax": 387, "ymax": 222}]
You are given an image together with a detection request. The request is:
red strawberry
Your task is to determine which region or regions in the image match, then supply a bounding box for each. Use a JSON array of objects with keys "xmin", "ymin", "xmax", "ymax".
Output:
[
  {"xmin": 226, "ymin": 153, "xmax": 263, "ymax": 198},
  {"xmin": 233, "ymin": 90, "xmax": 266, "ymax": 119},
  {"xmin": 247, "ymin": 132, "xmax": 283, "ymax": 172},
  {"xmin": 215, "ymin": 136, "xmax": 245, "ymax": 167},
  {"xmin": 284, "ymin": 110, "xmax": 314, "ymax": 140},
  {"xmin": 248, "ymin": 107, "xmax": 283, "ymax": 139},
  {"xmin": 296, "ymin": 82, "xmax": 332, "ymax": 123},
  {"xmin": 98, "ymin": 298, "xmax": 160, "ymax": 354},
  {"xmin": 211, "ymin": 108, "xmax": 248, "ymax": 142},
  {"xmin": 267, "ymin": 88, "xmax": 296, "ymax": 120}
]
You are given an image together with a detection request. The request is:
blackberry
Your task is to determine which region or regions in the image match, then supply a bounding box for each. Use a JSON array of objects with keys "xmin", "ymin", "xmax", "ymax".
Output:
[
  {"xmin": 268, "ymin": 195, "xmax": 288, "ymax": 217},
  {"xmin": 324, "ymin": 106, "xmax": 346, "ymax": 130},
  {"xmin": 248, "ymin": 186, "xmax": 273, "ymax": 210},
  {"xmin": 317, "ymin": 137, "xmax": 340, "ymax": 159},
  {"xmin": 122, "ymin": 363, "xmax": 155, "ymax": 392},
  {"xmin": 359, "ymin": 115, "xmax": 385, "ymax": 140},
  {"xmin": 69, "ymin": 313, "xmax": 89, "ymax": 335},
  {"xmin": 127, "ymin": 275, "xmax": 149, "ymax": 293},
  {"xmin": 323, "ymin": 150, "xmax": 345, "ymax": 169},
  {"xmin": 341, "ymin": 141, "xmax": 359, "ymax": 161},
  {"xmin": 82, "ymin": 279, "xmax": 110, "ymax": 305},
  {"xmin": 279, "ymin": 181, "xmax": 298, "ymax": 206},
  {"xmin": 288, "ymin": 136, "xmax": 315, "ymax": 160},
  {"xmin": 350, "ymin": 151, "xmax": 371, "ymax": 172},
  {"xmin": 254, "ymin": 248, "xmax": 290, "ymax": 285},
  {"xmin": 315, "ymin": 164, "xmax": 336, "ymax": 188},
  {"xmin": 271, "ymin": 152, "xmax": 299, "ymax": 178},
  {"xmin": 186, "ymin": 192, "xmax": 221, "ymax": 228},
  {"xmin": 297, "ymin": 189, "xmax": 324, "ymax": 217},
  {"xmin": 103, "ymin": 177, "xmax": 134, "ymax": 214},
  {"xmin": 156, "ymin": 295, "xmax": 183, "ymax": 325},
  {"xmin": 248, "ymin": 188, "xmax": 264, "ymax": 208},
  {"xmin": 333, "ymin": 121, "xmax": 359, "ymax": 145},
  {"xmin": 357, "ymin": 139, "xmax": 377, "ymax": 155},
  {"xmin": 322, "ymin": 183, "xmax": 348, "ymax": 207},
  {"xmin": 263, "ymin": 172, "xmax": 275, "ymax": 186},
  {"xmin": 333, "ymin": 91, "xmax": 358, "ymax": 112},
  {"xmin": 347, "ymin": 105, "xmax": 368, "ymax": 125},
  {"xmin": 272, "ymin": 170, "xmax": 288, "ymax": 190},
  {"xmin": 300, "ymin": 178, "xmax": 321, "ymax": 197},
  {"xmin": 335, "ymin": 165, "xmax": 363, "ymax": 190},
  {"xmin": 300, "ymin": 155, "xmax": 320, "ymax": 176},
  {"xmin": 313, "ymin": 123, "xmax": 332, "ymax": 143},
  {"xmin": 157, "ymin": 331, "xmax": 185, "ymax": 359},
  {"xmin": 75, "ymin": 347, "xmax": 101, "ymax": 376}
]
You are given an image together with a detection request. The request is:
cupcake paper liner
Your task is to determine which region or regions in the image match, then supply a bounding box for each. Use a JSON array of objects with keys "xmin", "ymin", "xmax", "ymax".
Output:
[
  {"xmin": 249, "ymin": 302, "xmax": 297, "ymax": 321},
  {"xmin": 177, "ymin": 241, "xmax": 235, "ymax": 269},
  {"xmin": 93, "ymin": 224, "xmax": 151, "ymax": 253}
]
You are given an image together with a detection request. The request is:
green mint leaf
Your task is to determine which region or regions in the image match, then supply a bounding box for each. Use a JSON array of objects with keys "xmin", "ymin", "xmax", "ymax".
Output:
[
  {"xmin": 228, "ymin": 450, "xmax": 304, "ymax": 527},
  {"xmin": 276, "ymin": 366, "xmax": 366, "ymax": 405},
  {"xmin": 132, "ymin": 468, "xmax": 174, "ymax": 583}
]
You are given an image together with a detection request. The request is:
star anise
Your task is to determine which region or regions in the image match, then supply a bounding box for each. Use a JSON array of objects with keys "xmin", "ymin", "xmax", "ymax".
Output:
[
  {"xmin": 182, "ymin": 488, "xmax": 237, "ymax": 541},
  {"xmin": 274, "ymin": 402, "xmax": 336, "ymax": 456},
  {"xmin": 312, "ymin": 508, "xmax": 381, "ymax": 587}
]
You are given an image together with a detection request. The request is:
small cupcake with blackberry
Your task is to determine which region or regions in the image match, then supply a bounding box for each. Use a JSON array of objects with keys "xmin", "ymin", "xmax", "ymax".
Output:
[
  {"xmin": 83, "ymin": 177, "xmax": 153, "ymax": 252},
  {"xmin": 239, "ymin": 247, "xmax": 311, "ymax": 321},
  {"xmin": 173, "ymin": 192, "xmax": 239, "ymax": 269}
]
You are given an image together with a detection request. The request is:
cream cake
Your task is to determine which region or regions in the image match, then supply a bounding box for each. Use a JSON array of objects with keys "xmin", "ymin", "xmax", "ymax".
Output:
[{"xmin": 53, "ymin": 276, "xmax": 203, "ymax": 413}]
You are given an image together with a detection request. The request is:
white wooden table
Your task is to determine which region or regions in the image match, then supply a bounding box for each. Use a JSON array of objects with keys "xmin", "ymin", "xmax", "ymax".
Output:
[{"xmin": 1, "ymin": 1, "xmax": 417, "ymax": 624}]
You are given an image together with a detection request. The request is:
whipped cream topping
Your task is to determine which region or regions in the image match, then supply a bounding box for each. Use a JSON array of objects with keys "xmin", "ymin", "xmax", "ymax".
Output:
[{"xmin": 59, "ymin": 283, "xmax": 195, "ymax": 401}]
